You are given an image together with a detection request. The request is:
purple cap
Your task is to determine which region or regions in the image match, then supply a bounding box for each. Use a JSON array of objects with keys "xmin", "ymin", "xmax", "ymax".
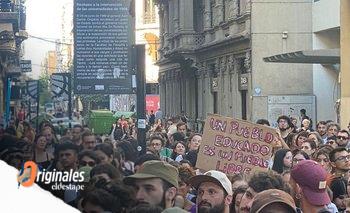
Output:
[{"xmin": 290, "ymin": 160, "xmax": 330, "ymax": 206}]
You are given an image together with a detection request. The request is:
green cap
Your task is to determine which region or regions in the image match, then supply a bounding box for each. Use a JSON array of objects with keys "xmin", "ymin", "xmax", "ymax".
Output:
[{"xmin": 123, "ymin": 160, "xmax": 179, "ymax": 188}]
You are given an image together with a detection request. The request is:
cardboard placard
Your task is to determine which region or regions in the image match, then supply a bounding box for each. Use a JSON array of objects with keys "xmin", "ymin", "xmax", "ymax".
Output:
[{"xmin": 196, "ymin": 114, "xmax": 276, "ymax": 175}]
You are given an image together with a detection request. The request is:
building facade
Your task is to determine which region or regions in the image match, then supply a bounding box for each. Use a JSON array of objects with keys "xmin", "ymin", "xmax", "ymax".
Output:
[
  {"xmin": 157, "ymin": 0, "xmax": 314, "ymax": 128},
  {"xmin": 0, "ymin": 0, "xmax": 28, "ymax": 124},
  {"xmin": 312, "ymin": 0, "xmax": 340, "ymax": 123}
]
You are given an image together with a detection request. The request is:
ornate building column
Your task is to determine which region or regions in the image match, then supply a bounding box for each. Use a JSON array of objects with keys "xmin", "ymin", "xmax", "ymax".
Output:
[
  {"xmin": 219, "ymin": 56, "xmax": 228, "ymax": 115},
  {"xmin": 168, "ymin": 0, "xmax": 174, "ymax": 34},
  {"xmin": 203, "ymin": 0, "xmax": 211, "ymax": 30},
  {"xmin": 159, "ymin": 74, "xmax": 166, "ymax": 115},
  {"xmin": 203, "ymin": 62, "xmax": 212, "ymax": 114},
  {"xmin": 174, "ymin": 0, "xmax": 180, "ymax": 32},
  {"xmin": 230, "ymin": 56, "xmax": 240, "ymax": 118},
  {"xmin": 195, "ymin": 64, "xmax": 203, "ymax": 120},
  {"xmin": 166, "ymin": 71, "xmax": 172, "ymax": 117},
  {"xmin": 216, "ymin": 0, "xmax": 225, "ymax": 24},
  {"xmin": 162, "ymin": 2, "xmax": 169, "ymax": 50},
  {"xmin": 158, "ymin": 5, "xmax": 164, "ymax": 49}
]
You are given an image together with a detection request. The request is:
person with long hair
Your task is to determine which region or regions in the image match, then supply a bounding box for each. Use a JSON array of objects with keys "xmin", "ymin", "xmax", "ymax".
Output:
[
  {"xmin": 33, "ymin": 134, "xmax": 53, "ymax": 169},
  {"xmin": 116, "ymin": 140, "xmax": 137, "ymax": 174},
  {"xmin": 271, "ymin": 149, "xmax": 292, "ymax": 174},
  {"xmin": 94, "ymin": 143, "xmax": 116, "ymax": 167},
  {"xmin": 294, "ymin": 131, "xmax": 309, "ymax": 149},
  {"xmin": 151, "ymin": 118, "xmax": 164, "ymax": 133},
  {"xmin": 171, "ymin": 141, "xmax": 187, "ymax": 162},
  {"xmin": 41, "ymin": 125, "xmax": 58, "ymax": 155},
  {"xmin": 187, "ymin": 133, "xmax": 202, "ymax": 152},
  {"xmin": 22, "ymin": 121, "xmax": 35, "ymax": 143},
  {"xmin": 313, "ymin": 149, "xmax": 332, "ymax": 173},
  {"xmin": 308, "ymin": 131, "xmax": 324, "ymax": 147},
  {"xmin": 231, "ymin": 185, "xmax": 248, "ymax": 213},
  {"xmin": 291, "ymin": 149, "xmax": 310, "ymax": 167}
]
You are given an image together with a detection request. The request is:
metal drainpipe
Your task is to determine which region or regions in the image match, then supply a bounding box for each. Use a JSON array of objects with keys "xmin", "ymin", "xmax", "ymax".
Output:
[{"xmin": 5, "ymin": 76, "xmax": 11, "ymax": 128}]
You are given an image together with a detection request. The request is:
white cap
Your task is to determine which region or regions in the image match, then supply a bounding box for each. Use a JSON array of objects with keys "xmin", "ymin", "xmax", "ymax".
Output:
[{"xmin": 189, "ymin": 170, "xmax": 233, "ymax": 196}]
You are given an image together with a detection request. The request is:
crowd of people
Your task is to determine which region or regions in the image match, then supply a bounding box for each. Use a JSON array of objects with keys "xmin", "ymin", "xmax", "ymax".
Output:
[{"xmin": 1, "ymin": 110, "xmax": 350, "ymax": 213}]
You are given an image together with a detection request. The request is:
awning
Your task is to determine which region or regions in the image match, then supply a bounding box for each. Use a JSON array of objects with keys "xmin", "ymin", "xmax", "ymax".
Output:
[{"xmin": 263, "ymin": 49, "xmax": 340, "ymax": 64}]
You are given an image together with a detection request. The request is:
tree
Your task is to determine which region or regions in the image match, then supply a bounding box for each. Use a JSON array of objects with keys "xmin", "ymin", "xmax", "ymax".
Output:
[
  {"xmin": 79, "ymin": 95, "xmax": 108, "ymax": 116},
  {"xmin": 38, "ymin": 73, "xmax": 52, "ymax": 106}
]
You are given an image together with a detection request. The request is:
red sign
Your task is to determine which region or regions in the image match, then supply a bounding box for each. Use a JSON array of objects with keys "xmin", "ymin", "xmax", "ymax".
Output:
[{"xmin": 146, "ymin": 95, "xmax": 160, "ymax": 113}]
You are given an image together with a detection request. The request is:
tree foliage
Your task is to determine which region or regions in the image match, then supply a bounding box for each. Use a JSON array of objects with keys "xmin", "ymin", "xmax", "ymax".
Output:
[{"xmin": 38, "ymin": 73, "xmax": 52, "ymax": 105}]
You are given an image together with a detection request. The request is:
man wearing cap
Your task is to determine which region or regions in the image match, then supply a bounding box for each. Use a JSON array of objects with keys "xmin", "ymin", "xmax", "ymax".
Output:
[
  {"xmin": 250, "ymin": 189, "xmax": 297, "ymax": 213},
  {"xmin": 290, "ymin": 160, "xmax": 332, "ymax": 213},
  {"xmin": 123, "ymin": 160, "xmax": 178, "ymax": 209},
  {"xmin": 239, "ymin": 171, "xmax": 289, "ymax": 213},
  {"xmin": 189, "ymin": 170, "xmax": 232, "ymax": 213}
]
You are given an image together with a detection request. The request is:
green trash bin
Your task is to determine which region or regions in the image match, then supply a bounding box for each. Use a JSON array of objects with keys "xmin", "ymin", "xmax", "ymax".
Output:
[{"xmin": 88, "ymin": 110, "xmax": 115, "ymax": 135}]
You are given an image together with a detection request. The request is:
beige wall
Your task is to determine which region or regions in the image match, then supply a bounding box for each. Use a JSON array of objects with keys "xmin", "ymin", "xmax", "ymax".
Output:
[
  {"xmin": 340, "ymin": 0, "xmax": 350, "ymax": 128},
  {"xmin": 251, "ymin": 0, "xmax": 313, "ymax": 122},
  {"xmin": 312, "ymin": 0, "xmax": 340, "ymax": 123},
  {"xmin": 313, "ymin": 0, "xmax": 340, "ymax": 32}
]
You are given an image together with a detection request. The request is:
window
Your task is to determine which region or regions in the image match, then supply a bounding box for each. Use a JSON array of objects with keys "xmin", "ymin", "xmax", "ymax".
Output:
[
  {"xmin": 210, "ymin": 0, "xmax": 215, "ymax": 27},
  {"xmin": 213, "ymin": 92, "xmax": 218, "ymax": 114},
  {"xmin": 241, "ymin": 90, "xmax": 247, "ymax": 120},
  {"xmin": 144, "ymin": 0, "xmax": 156, "ymax": 24}
]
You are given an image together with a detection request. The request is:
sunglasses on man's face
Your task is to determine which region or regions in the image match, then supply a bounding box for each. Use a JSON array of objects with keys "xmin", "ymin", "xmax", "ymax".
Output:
[
  {"xmin": 80, "ymin": 161, "xmax": 96, "ymax": 167},
  {"xmin": 327, "ymin": 140, "xmax": 336, "ymax": 145}
]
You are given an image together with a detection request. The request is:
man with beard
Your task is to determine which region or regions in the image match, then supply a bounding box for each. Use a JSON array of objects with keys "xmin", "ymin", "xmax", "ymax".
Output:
[
  {"xmin": 290, "ymin": 160, "xmax": 332, "ymax": 213},
  {"xmin": 317, "ymin": 121, "xmax": 328, "ymax": 140},
  {"xmin": 72, "ymin": 124, "xmax": 83, "ymax": 146},
  {"xmin": 323, "ymin": 123, "xmax": 341, "ymax": 144},
  {"xmin": 189, "ymin": 170, "xmax": 232, "ymax": 213},
  {"xmin": 123, "ymin": 160, "xmax": 178, "ymax": 210},
  {"xmin": 336, "ymin": 130, "xmax": 350, "ymax": 148},
  {"xmin": 81, "ymin": 131, "xmax": 96, "ymax": 151},
  {"xmin": 277, "ymin": 115, "xmax": 293, "ymax": 142},
  {"xmin": 44, "ymin": 142, "xmax": 79, "ymax": 201}
]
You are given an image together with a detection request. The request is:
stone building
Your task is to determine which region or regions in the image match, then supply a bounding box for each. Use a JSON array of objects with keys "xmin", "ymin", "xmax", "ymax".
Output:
[
  {"xmin": 0, "ymin": 0, "xmax": 28, "ymax": 125},
  {"xmin": 157, "ymin": 0, "xmax": 316, "ymax": 128}
]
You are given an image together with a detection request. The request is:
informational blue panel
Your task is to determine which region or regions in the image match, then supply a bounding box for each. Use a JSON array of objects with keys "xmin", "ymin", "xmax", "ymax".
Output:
[{"xmin": 73, "ymin": 0, "xmax": 133, "ymax": 94}]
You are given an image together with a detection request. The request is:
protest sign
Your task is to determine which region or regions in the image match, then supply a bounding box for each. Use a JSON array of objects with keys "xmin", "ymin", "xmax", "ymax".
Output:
[{"xmin": 196, "ymin": 114, "xmax": 276, "ymax": 175}]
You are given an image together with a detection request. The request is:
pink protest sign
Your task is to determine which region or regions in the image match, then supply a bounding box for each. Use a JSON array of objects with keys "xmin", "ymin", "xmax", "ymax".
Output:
[{"xmin": 196, "ymin": 114, "xmax": 276, "ymax": 175}]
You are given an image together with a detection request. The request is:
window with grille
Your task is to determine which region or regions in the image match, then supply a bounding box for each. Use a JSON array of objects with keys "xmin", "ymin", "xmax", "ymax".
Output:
[{"xmin": 144, "ymin": 0, "xmax": 156, "ymax": 24}]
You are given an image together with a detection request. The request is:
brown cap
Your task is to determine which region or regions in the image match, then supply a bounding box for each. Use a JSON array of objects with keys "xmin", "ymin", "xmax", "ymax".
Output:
[{"xmin": 250, "ymin": 189, "xmax": 297, "ymax": 213}]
